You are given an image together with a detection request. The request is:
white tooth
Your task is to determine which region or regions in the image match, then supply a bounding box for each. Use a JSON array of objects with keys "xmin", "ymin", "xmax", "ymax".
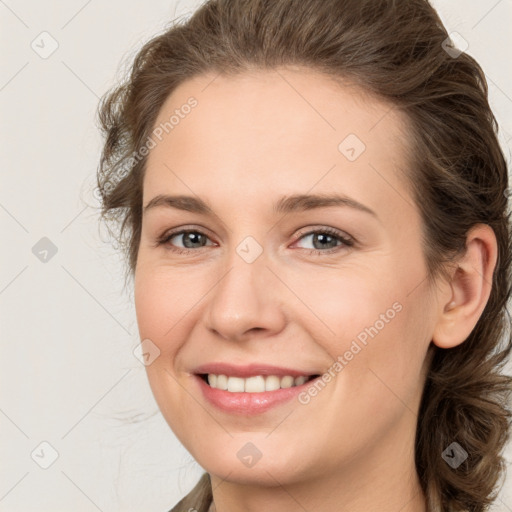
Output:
[
  {"xmin": 245, "ymin": 375, "xmax": 266, "ymax": 393},
  {"xmin": 265, "ymin": 375, "xmax": 281, "ymax": 391},
  {"xmin": 280, "ymin": 376, "xmax": 294, "ymax": 388},
  {"xmin": 294, "ymin": 376, "xmax": 307, "ymax": 386},
  {"xmin": 216, "ymin": 374, "xmax": 228, "ymax": 390},
  {"xmin": 208, "ymin": 373, "xmax": 310, "ymax": 392},
  {"xmin": 227, "ymin": 376, "xmax": 245, "ymax": 392}
]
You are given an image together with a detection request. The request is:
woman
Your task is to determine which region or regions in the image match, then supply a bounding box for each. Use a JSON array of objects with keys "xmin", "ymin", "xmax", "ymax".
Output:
[{"xmin": 96, "ymin": 0, "xmax": 512, "ymax": 510}]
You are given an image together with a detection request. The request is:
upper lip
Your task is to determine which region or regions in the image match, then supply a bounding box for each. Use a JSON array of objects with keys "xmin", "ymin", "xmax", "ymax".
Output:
[{"xmin": 193, "ymin": 363, "xmax": 319, "ymax": 378}]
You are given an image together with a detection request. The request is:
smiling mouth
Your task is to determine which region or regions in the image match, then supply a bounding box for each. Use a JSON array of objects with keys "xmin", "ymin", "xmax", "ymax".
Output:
[{"xmin": 198, "ymin": 373, "xmax": 320, "ymax": 393}]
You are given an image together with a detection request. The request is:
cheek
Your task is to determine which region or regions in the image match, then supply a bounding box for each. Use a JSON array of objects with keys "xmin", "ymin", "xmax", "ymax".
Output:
[
  {"xmin": 134, "ymin": 268, "xmax": 201, "ymax": 429},
  {"xmin": 134, "ymin": 274, "xmax": 169, "ymax": 347},
  {"xmin": 335, "ymin": 289, "xmax": 433, "ymax": 423},
  {"xmin": 310, "ymin": 262, "xmax": 432, "ymax": 404},
  {"xmin": 289, "ymin": 267, "xmax": 402, "ymax": 349},
  {"xmin": 134, "ymin": 265, "xmax": 203, "ymax": 355}
]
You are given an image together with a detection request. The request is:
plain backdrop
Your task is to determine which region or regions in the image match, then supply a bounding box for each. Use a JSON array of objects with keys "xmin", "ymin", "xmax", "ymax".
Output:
[{"xmin": 1, "ymin": 0, "xmax": 511, "ymax": 510}]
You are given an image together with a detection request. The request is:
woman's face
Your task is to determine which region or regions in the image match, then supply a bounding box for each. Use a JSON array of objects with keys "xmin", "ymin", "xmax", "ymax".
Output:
[{"xmin": 134, "ymin": 68, "xmax": 443, "ymax": 487}]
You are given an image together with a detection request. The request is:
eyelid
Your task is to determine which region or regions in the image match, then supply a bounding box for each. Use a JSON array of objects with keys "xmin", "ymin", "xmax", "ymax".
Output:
[
  {"xmin": 156, "ymin": 224, "xmax": 355, "ymax": 254},
  {"xmin": 292, "ymin": 225, "xmax": 354, "ymax": 244},
  {"xmin": 290, "ymin": 226, "xmax": 355, "ymax": 255},
  {"xmin": 155, "ymin": 224, "xmax": 217, "ymax": 248}
]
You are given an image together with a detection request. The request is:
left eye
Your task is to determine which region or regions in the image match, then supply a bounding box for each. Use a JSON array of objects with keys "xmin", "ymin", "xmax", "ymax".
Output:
[
  {"xmin": 157, "ymin": 227, "xmax": 354, "ymax": 254},
  {"xmin": 293, "ymin": 228, "xmax": 353, "ymax": 252}
]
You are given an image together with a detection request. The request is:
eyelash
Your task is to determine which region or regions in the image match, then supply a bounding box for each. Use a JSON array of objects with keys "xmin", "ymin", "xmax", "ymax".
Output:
[{"xmin": 155, "ymin": 226, "xmax": 355, "ymax": 256}]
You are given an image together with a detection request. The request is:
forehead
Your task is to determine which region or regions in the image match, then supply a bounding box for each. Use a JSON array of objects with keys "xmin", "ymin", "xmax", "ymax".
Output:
[
  {"xmin": 150, "ymin": 67, "xmax": 409, "ymax": 152},
  {"xmin": 144, "ymin": 67, "xmax": 414, "ymax": 216}
]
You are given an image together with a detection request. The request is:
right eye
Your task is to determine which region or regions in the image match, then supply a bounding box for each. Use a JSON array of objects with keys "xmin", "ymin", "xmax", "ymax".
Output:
[{"xmin": 157, "ymin": 229, "xmax": 215, "ymax": 254}]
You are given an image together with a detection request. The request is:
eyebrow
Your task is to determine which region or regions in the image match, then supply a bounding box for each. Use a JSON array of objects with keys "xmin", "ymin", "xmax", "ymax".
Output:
[{"xmin": 143, "ymin": 193, "xmax": 377, "ymax": 218}]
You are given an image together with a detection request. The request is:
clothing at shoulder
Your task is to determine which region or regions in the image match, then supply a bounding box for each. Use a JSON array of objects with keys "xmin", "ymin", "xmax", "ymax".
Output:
[{"xmin": 168, "ymin": 473, "xmax": 212, "ymax": 512}]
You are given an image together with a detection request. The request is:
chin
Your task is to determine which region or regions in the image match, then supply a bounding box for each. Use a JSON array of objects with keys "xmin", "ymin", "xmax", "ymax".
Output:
[{"xmin": 193, "ymin": 445, "xmax": 316, "ymax": 488}]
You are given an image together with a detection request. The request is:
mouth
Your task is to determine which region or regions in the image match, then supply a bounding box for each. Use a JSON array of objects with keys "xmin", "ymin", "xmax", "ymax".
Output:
[
  {"xmin": 192, "ymin": 363, "xmax": 323, "ymax": 414},
  {"xmin": 197, "ymin": 373, "xmax": 320, "ymax": 393}
]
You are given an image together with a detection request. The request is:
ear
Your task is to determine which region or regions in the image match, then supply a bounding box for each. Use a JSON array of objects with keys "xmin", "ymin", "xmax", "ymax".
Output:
[{"xmin": 432, "ymin": 224, "xmax": 498, "ymax": 349}]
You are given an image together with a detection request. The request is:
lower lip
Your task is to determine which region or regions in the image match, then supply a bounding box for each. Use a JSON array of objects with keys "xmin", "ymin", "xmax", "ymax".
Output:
[{"xmin": 195, "ymin": 375, "xmax": 316, "ymax": 415}]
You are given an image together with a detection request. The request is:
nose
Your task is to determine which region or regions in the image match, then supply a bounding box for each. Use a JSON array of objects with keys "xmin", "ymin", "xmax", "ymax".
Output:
[{"xmin": 203, "ymin": 246, "xmax": 287, "ymax": 342}]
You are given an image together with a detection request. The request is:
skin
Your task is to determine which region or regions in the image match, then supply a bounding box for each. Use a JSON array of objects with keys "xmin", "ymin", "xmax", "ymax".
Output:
[{"xmin": 134, "ymin": 67, "xmax": 497, "ymax": 512}]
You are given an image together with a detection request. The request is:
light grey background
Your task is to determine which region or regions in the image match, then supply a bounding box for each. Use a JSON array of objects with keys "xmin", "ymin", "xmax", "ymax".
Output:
[{"xmin": 1, "ymin": 0, "xmax": 511, "ymax": 510}]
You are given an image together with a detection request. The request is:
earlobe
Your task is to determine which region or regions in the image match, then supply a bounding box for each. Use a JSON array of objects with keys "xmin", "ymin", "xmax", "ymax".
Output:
[{"xmin": 432, "ymin": 224, "xmax": 497, "ymax": 349}]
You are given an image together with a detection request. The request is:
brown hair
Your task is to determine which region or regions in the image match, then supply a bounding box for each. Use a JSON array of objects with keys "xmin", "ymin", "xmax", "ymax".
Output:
[{"xmin": 96, "ymin": 1, "xmax": 512, "ymax": 510}]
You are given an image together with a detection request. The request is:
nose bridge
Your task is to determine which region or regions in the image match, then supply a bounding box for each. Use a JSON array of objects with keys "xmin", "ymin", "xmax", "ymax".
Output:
[{"xmin": 204, "ymin": 234, "xmax": 285, "ymax": 341}]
